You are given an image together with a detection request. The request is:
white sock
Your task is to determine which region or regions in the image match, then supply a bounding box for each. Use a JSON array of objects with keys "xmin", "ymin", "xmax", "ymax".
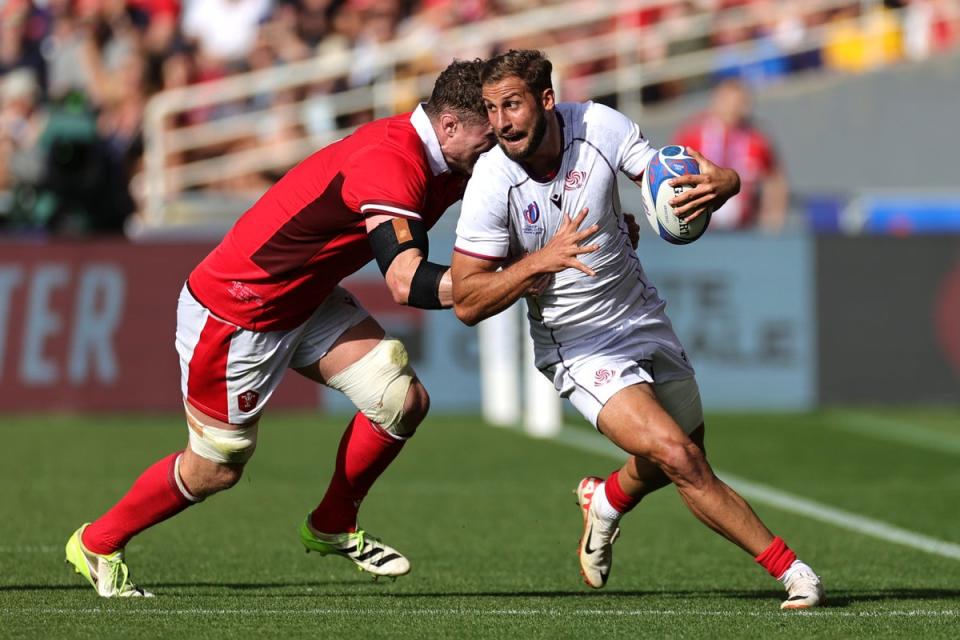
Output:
[{"xmin": 591, "ymin": 482, "xmax": 623, "ymax": 524}]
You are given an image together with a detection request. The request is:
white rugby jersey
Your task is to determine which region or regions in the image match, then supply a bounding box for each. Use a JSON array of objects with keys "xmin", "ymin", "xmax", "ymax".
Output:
[{"xmin": 455, "ymin": 101, "xmax": 687, "ymax": 370}]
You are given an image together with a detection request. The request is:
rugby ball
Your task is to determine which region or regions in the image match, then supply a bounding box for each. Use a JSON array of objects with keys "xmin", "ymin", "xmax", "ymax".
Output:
[{"xmin": 641, "ymin": 145, "xmax": 711, "ymax": 245}]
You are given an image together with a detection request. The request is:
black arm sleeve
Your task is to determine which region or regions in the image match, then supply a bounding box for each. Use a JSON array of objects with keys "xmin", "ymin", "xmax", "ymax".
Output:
[
  {"xmin": 367, "ymin": 217, "xmax": 430, "ymax": 275},
  {"xmin": 407, "ymin": 260, "xmax": 448, "ymax": 309}
]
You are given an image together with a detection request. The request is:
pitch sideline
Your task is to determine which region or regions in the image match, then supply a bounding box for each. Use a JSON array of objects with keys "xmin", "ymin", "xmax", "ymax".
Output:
[{"xmin": 826, "ymin": 410, "xmax": 960, "ymax": 455}]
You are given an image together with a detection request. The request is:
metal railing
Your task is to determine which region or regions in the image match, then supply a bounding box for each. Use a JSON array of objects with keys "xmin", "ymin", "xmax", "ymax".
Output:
[{"xmin": 135, "ymin": 0, "xmax": 902, "ymax": 229}]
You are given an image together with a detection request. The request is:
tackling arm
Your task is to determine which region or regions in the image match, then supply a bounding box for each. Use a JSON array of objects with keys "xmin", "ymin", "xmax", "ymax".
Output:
[
  {"xmin": 451, "ymin": 208, "xmax": 600, "ymax": 326},
  {"xmin": 366, "ymin": 214, "xmax": 453, "ymax": 309}
]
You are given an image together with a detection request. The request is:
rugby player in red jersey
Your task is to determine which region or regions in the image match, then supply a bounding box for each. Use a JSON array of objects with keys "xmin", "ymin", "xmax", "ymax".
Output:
[{"xmin": 65, "ymin": 59, "xmax": 496, "ymax": 597}]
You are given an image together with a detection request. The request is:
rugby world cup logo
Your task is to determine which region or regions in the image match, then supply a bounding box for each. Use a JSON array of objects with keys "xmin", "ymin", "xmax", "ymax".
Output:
[
  {"xmin": 564, "ymin": 170, "xmax": 586, "ymax": 190},
  {"xmin": 523, "ymin": 201, "xmax": 541, "ymax": 225}
]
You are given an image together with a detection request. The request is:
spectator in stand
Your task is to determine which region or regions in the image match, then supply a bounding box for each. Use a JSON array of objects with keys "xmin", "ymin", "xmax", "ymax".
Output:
[
  {"xmin": 822, "ymin": 4, "xmax": 903, "ymax": 73},
  {"xmin": 0, "ymin": 68, "xmax": 46, "ymax": 196},
  {"xmin": 904, "ymin": 0, "xmax": 960, "ymax": 60},
  {"xmin": 674, "ymin": 78, "xmax": 788, "ymax": 232},
  {"xmin": 711, "ymin": 6, "xmax": 789, "ymax": 88},
  {"xmin": 181, "ymin": 0, "xmax": 273, "ymax": 68}
]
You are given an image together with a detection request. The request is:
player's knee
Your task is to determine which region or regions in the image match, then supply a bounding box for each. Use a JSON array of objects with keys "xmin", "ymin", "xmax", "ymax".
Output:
[
  {"xmin": 179, "ymin": 450, "xmax": 246, "ymax": 498},
  {"xmin": 201, "ymin": 462, "xmax": 245, "ymax": 495},
  {"xmin": 326, "ymin": 337, "xmax": 419, "ymax": 438},
  {"xmin": 655, "ymin": 440, "xmax": 710, "ymax": 488},
  {"xmin": 398, "ymin": 380, "xmax": 430, "ymax": 433}
]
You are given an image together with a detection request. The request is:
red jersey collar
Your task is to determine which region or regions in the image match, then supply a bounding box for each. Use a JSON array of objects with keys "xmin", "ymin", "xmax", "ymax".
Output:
[{"xmin": 410, "ymin": 104, "xmax": 450, "ymax": 176}]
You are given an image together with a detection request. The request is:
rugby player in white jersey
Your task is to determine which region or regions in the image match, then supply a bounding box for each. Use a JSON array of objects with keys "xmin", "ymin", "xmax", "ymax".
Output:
[{"xmin": 450, "ymin": 50, "xmax": 824, "ymax": 609}]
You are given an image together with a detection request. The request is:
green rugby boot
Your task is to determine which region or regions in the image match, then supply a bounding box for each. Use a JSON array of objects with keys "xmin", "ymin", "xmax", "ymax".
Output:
[
  {"xmin": 65, "ymin": 525, "xmax": 154, "ymax": 598},
  {"xmin": 299, "ymin": 517, "xmax": 410, "ymax": 578}
]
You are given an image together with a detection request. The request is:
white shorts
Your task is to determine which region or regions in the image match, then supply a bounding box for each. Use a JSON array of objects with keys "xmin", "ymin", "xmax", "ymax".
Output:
[
  {"xmin": 545, "ymin": 326, "xmax": 701, "ymax": 431},
  {"xmin": 175, "ymin": 284, "xmax": 369, "ymax": 424}
]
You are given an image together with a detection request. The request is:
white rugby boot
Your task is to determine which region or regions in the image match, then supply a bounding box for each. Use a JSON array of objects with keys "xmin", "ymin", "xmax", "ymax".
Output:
[
  {"xmin": 575, "ymin": 476, "xmax": 620, "ymax": 589},
  {"xmin": 299, "ymin": 517, "xmax": 410, "ymax": 578},
  {"xmin": 65, "ymin": 524, "xmax": 154, "ymax": 597},
  {"xmin": 780, "ymin": 561, "xmax": 826, "ymax": 609}
]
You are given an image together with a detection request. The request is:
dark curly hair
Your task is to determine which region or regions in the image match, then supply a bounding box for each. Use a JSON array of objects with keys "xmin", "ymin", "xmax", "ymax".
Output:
[
  {"xmin": 424, "ymin": 58, "xmax": 487, "ymax": 122},
  {"xmin": 480, "ymin": 49, "xmax": 553, "ymax": 95}
]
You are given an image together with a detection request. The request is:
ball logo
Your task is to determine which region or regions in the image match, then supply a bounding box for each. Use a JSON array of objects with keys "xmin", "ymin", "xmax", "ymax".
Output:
[
  {"xmin": 564, "ymin": 170, "xmax": 586, "ymax": 190},
  {"xmin": 594, "ymin": 368, "xmax": 615, "ymax": 386},
  {"xmin": 238, "ymin": 390, "xmax": 260, "ymax": 413},
  {"xmin": 523, "ymin": 202, "xmax": 541, "ymax": 225}
]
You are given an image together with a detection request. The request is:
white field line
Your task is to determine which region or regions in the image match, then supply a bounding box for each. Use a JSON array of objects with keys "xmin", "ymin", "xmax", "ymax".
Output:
[
  {"xmin": 550, "ymin": 426, "xmax": 960, "ymax": 561},
  {"xmin": 0, "ymin": 545, "xmax": 60, "ymax": 553},
  {"xmin": 826, "ymin": 411, "xmax": 960, "ymax": 455},
  {"xmin": 2, "ymin": 608, "xmax": 958, "ymax": 618}
]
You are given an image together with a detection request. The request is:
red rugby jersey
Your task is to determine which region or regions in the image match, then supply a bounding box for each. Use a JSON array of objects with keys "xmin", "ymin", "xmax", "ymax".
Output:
[{"xmin": 187, "ymin": 106, "xmax": 467, "ymax": 330}]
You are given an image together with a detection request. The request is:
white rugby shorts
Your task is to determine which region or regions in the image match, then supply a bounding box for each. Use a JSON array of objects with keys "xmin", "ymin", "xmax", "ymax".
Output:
[
  {"xmin": 544, "ymin": 326, "xmax": 701, "ymax": 431},
  {"xmin": 175, "ymin": 284, "xmax": 369, "ymax": 424}
]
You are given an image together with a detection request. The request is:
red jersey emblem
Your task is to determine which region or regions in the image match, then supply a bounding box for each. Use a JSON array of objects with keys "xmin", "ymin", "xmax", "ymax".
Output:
[{"xmin": 238, "ymin": 390, "xmax": 260, "ymax": 413}]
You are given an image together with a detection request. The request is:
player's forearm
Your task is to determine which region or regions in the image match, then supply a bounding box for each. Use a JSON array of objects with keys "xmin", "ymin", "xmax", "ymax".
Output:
[
  {"xmin": 386, "ymin": 251, "xmax": 451, "ymax": 309},
  {"xmin": 438, "ymin": 269, "xmax": 453, "ymax": 307},
  {"xmin": 452, "ymin": 254, "xmax": 546, "ymax": 326}
]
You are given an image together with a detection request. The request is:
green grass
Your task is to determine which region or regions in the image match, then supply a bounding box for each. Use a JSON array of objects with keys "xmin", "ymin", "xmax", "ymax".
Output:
[{"xmin": 1, "ymin": 409, "xmax": 959, "ymax": 639}]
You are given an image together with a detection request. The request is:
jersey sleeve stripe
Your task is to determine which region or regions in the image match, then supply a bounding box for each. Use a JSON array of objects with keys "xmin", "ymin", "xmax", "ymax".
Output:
[
  {"xmin": 360, "ymin": 202, "xmax": 423, "ymax": 220},
  {"xmin": 454, "ymin": 245, "xmax": 507, "ymax": 261}
]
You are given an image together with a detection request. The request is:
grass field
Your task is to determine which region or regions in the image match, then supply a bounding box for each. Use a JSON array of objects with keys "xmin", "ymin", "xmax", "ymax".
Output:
[{"xmin": 1, "ymin": 409, "xmax": 959, "ymax": 639}]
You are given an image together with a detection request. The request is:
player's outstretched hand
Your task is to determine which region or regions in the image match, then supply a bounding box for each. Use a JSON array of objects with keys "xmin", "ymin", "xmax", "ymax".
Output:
[
  {"xmin": 624, "ymin": 212, "xmax": 641, "ymax": 249},
  {"xmin": 668, "ymin": 147, "xmax": 741, "ymax": 223},
  {"xmin": 534, "ymin": 207, "xmax": 599, "ymax": 277}
]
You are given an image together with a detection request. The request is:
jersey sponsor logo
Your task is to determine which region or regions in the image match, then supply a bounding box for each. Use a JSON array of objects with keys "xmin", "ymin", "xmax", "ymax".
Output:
[
  {"xmin": 238, "ymin": 390, "xmax": 260, "ymax": 413},
  {"xmin": 594, "ymin": 368, "xmax": 616, "ymax": 386},
  {"xmin": 228, "ymin": 281, "xmax": 262, "ymax": 304},
  {"xmin": 523, "ymin": 201, "xmax": 541, "ymax": 225},
  {"xmin": 564, "ymin": 170, "xmax": 586, "ymax": 190},
  {"xmin": 550, "ymin": 193, "xmax": 562, "ymax": 210}
]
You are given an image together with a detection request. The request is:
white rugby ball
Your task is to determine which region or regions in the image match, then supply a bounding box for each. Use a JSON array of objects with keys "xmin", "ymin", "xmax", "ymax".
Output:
[{"xmin": 640, "ymin": 145, "xmax": 711, "ymax": 245}]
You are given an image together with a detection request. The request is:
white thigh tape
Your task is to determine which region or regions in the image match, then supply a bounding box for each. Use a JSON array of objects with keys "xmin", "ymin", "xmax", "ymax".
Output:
[{"xmin": 185, "ymin": 407, "xmax": 259, "ymax": 464}]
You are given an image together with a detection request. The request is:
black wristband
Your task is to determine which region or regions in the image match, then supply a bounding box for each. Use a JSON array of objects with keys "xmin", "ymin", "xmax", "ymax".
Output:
[{"xmin": 407, "ymin": 261, "xmax": 447, "ymax": 309}]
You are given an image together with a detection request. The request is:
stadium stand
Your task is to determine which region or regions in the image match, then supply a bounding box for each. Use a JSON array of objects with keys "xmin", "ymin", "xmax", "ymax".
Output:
[{"xmin": 0, "ymin": 0, "xmax": 957, "ymax": 234}]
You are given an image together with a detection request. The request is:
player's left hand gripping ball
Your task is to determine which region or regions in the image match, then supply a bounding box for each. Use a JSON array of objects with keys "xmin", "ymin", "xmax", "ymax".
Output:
[{"xmin": 641, "ymin": 145, "xmax": 711, "ymax": 245}]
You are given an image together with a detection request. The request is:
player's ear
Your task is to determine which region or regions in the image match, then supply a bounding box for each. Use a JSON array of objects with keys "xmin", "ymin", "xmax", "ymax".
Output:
[
  {"xmin": 541, "ymin": 87, "xmax": 555, "ymax": 111},
  {"xmin": 439, "ymin": 112, "xmax": 459, "ymax": 138}
]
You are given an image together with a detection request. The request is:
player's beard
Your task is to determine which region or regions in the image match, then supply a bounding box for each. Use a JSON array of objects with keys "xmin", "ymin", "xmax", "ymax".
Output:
[{"xmin": 499, "ymin": 104, "xmax": 548, "ymax": 162}]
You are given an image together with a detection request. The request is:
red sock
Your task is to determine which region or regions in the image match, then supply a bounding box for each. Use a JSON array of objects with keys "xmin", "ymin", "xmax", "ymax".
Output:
[
  {"xmin": 310, "ymin": 412, "xmax": 406, "ymax": 534},
  {"xmin": 755, "ymin": 536, "xmax": 797, "ymax": 579},
  {"xmin": 82, "ymin": 452, "xmax": 197, "ymax": 555},
  {"xmin": 604, "ymin": 469, "xmax": 641, "ymax": 514}
]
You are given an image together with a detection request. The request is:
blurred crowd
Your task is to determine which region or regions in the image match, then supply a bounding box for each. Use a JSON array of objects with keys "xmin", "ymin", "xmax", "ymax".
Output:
[{"xmin": 1, "ymin": 0, "xmax": 958, "ymax": 235}]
